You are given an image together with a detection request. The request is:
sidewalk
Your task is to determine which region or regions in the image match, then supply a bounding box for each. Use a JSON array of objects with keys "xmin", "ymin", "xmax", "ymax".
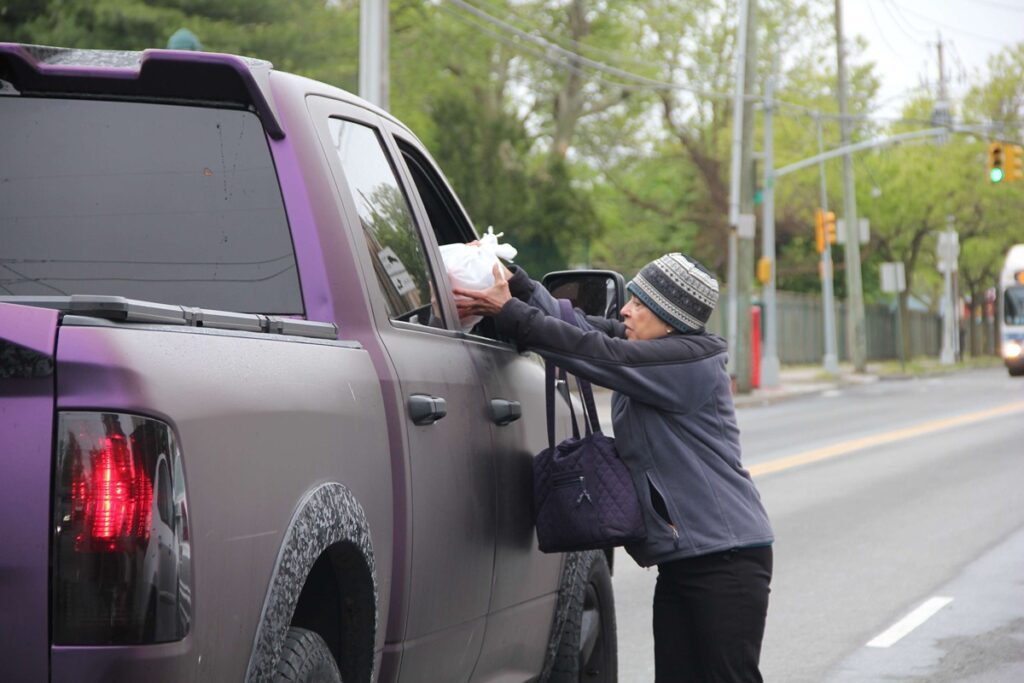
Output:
[
  {"xmin": 731, "ymin": 356, "xmax": 1004, "ymax": 408},
  {"xmin": 732, "ymin": 364, "xmax": 879, "ymax": 408},
  {"xmin": 591, "ymin": 359, "xmax": 1001, "ymax": 413}
]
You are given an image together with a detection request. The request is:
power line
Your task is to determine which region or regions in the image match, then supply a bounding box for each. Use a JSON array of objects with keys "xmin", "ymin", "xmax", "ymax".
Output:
[
  {"xmin": 444, "ymin": 0, "xmax": 959, "ymax": 131},
  {"xmin": 463, "ymin": 0, "xmax": 661, "ymax": 75},
  {"xmin": 438, "ymin": 3, "xmax": 677, "ymax": 94},
  {"xmin": 879, "ymin": 0, "xmax": 930, "ymax": 42},
  {"xmin": 968, "ymin": 0, "xmax": 1024, "ymax": 13},
  {"xmin": 866, "ymin": 0, "xmax": 905, "ymax": 57},
  {"xmin": 445, "ymin": 0, "xmax": 736, "ymax": 99},
  {"xmin": 885, "ymin": 0, "xmax": 1009, "ymax": 44}
]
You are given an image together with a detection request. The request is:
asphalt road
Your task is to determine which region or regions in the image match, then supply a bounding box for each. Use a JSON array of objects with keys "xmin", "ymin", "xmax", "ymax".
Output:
[{"xmin": 603, "ymin": 367, "xmax": 1024, "ymax": 682}]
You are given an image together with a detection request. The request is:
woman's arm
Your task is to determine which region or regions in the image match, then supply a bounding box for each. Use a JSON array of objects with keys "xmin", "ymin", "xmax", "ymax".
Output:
[
  {"xmin": 494, "ymin": 298, "xmax": 726, "ymax": 413},
  {"xmin": 458, "ymin": 264, "xmax": 619, "ymax": 335}
]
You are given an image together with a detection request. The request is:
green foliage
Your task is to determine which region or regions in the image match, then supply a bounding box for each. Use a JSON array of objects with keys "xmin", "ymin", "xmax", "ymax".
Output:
[
  {"xmin": 427, "ymin": 87, "xmax": 600, "ymax": 276},
  {"xmin": 2, "ymin": 0, "xmax": 358, "ymax": 88}
]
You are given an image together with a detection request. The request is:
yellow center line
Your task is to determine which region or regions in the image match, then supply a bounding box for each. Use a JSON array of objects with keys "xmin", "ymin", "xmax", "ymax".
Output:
[{"xmin": 749, "ymin": 400, "xmax": 1024, "ymax": 478}]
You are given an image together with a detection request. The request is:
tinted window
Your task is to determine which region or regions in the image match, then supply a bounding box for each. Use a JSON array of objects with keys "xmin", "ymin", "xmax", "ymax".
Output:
[
  {"xmin": 398, "ymin": 141, "xmax": 475, "ymax": 247},
  {"xmin": 327, "ymin": 118, "xmax": 441, "ymax": 326},
  {"xmin": 1006, "ymin": 286, "xmax": 1024, "ymax": 325},
  {"xmin": 0, "ymin": 98, "xmax": 302, "ymax": 313}
]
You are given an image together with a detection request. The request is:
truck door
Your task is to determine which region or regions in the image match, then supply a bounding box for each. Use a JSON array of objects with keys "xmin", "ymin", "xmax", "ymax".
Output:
[
  {"xmin": 0, "ymin": 302, "xmax": 59, "ymax": 682},
  {"xmin": 309, "ymin": 99, "xmax": 496, "ymax": 682},
  {"xmin": 389, "ymin": 136, "xmax": 565, "ymax": 681}
]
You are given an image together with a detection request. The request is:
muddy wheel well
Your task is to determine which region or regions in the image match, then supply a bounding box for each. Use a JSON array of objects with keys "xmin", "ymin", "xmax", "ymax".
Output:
[{"xmin": 290, "ymin": 541, "xmax": 375, "ymax": 683}]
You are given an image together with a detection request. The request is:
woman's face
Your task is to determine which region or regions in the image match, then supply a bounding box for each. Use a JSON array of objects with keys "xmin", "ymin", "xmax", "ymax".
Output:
[{"xmin": 620, "ymin": 296, "xmax": 672, "ymax": 340}]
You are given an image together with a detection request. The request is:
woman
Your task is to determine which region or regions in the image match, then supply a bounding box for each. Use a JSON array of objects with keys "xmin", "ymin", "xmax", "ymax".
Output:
[{"xmin": 454, "ymin": 253, "xmax": 774, "ymax": 683}]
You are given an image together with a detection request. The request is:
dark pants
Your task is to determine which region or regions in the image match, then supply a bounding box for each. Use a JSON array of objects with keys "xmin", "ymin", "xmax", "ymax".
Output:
[{"xmin": 653, "ymin": 546, "xmax": 773, "ymax": 682}]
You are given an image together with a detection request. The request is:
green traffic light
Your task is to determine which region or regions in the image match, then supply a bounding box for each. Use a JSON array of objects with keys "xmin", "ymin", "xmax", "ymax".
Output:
[{"xmin": 991, "ymin": 167, "xmax": 1005, "ymax": 183}]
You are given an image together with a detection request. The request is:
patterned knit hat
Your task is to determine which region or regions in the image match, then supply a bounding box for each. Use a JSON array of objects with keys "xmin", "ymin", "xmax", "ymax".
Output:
[{"xmin": 626, "ymin": 253, "xmax": 719, "ymax": 333}]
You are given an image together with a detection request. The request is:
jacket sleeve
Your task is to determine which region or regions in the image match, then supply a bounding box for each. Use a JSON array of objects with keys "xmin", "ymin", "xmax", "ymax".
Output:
[
  {"xmin": 505, "ymin": 266, "xmax": 624, "ymax": 336},
  {"xmin": 494, "ymin": 298, "xmax": 727, "ymax": 413}
]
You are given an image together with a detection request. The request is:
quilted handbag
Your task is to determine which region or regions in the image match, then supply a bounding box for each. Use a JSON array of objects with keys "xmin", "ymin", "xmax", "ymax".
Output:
[{"xmin": 532, "ymin": 300, "xmax": 647, "ymax": 553}]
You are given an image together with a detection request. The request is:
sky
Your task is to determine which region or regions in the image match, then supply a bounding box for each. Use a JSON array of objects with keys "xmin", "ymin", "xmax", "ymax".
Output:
[{"xmin": 843, "ymin": 0, "xmax": 1024, "ymax": 118}]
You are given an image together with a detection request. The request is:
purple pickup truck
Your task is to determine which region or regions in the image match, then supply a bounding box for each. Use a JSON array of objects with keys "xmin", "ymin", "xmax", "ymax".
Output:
[{"xmin": 0, "ymin": 44, "xmax": 620, "ymax": 683}]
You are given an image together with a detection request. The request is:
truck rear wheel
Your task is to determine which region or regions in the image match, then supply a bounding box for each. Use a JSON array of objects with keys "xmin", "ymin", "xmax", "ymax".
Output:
[
  {"xmin": 274, "ymin": 627, "xmax": 343, "ymax": 683},
  {"xmin": 551, "ymin": 553, "xmax": 618, "ymax": 682}
]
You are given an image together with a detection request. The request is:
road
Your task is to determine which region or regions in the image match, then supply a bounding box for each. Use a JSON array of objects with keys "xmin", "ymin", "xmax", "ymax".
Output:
[{"xmin": 602, "ymin": 368, "xmax": 1024, "ymax": 682}]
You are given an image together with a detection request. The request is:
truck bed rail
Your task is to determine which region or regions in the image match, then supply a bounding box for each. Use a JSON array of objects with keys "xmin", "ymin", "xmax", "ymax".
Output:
[{"xmin": 0, "ymin": 295, "xmax": 337, "ymax": 340}]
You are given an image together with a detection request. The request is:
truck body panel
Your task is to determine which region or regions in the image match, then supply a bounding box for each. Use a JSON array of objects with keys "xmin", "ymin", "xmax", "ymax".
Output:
[
  {"xmin": 0, "ymin": 303, "xmax": 59, "ymax": 683},
  {"xmin": 51, "ymin": 321, "xmax": 389, "ymax": 681}
]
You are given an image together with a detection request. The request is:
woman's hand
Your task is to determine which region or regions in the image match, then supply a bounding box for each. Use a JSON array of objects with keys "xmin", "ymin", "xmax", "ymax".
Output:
[{"xmin": 453, "ymin": 263, "xmax": 512, "ymax": 318}]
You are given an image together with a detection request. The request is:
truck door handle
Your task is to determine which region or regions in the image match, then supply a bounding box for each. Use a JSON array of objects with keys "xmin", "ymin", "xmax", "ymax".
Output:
[
  {"xmin": 490, "ymin": 399, "xmax": 522, "ymax": 426},
  {"xmin": 408, "ymin": 394, "xmax": 447, "ymax": 425}
]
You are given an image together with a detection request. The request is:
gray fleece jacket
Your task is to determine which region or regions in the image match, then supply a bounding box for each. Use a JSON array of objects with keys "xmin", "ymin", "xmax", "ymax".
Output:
[{"xmin": 496, "ymin": 267, "xmax": 773, "ymax": 567}]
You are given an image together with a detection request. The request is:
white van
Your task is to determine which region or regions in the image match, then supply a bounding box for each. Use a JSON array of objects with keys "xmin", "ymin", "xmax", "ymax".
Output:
[{"xmin": 1000, "ymin": 244, "xmax": 1024, "ymax": 376}]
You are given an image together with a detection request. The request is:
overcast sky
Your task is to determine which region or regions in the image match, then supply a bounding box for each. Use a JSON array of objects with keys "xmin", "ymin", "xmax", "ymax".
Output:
[{"xmin": 843, "ymin": 0, "xmax": 1024, "ymax": 118}]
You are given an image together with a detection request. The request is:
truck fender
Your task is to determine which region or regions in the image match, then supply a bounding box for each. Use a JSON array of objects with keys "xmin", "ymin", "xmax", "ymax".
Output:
[{"xmin": 245, "ymin": 482, "xmax": 377, "ymax": 683}]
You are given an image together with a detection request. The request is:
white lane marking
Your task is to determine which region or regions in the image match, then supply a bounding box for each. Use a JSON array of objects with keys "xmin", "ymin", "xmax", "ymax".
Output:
[
  {"xmin": 866, "ymin": 596, "xmax": 954, "ymax": 648},
  {"xmin": 821, "ymin": 389, "xmax": 842, "ymax": 398}
]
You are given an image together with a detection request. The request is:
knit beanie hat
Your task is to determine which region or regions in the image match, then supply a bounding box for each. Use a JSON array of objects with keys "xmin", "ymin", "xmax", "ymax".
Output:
[{"xmin": 626, "ymin": 253, "xmax": 719, "ymax": 333}]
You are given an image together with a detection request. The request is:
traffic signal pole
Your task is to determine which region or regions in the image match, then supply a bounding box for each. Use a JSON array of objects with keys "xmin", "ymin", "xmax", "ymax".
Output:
[
  {"xmin": 726, "ymin": 0, "xmax": 751, "ymax": 382},
  {"xmin": 760, "ymin": 62, "xmax": 780, "ymax": 387},
  {"xmin": 816, "ymin": 116, "xmax": 840, "ymax": 374},
  {"xmin": 834, "ymin": 0, "xmax": 868, "ymax": 373},
  {"xmin": 735, "ymin": 0, "xmax": 758, "ymax": 393}
]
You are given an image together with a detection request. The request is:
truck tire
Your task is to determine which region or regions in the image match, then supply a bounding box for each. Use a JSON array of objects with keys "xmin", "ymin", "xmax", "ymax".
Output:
[
  {"xmin": 273, "ymin": 627, "xmax": 343, "ymax": 683},
  {"xmin": 551, "ymin": 553, "xmax": 618, "ymax": 682}
]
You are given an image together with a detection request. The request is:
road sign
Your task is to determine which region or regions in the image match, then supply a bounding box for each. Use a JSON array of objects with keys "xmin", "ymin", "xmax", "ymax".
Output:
[
  {"xmin": 880, "ymin": 262, "xmax": 906, "ymax": 293},
  {"xmin": 737, "ymin": 213, "xmax": 756, "ymax": 239},
  {"xmin": 937, "ymin": 232, "xmax": 959, "ymax": 273},
  {"xmin": 835, "ymin": 218, "xmax": 869, "ymax": 244}
]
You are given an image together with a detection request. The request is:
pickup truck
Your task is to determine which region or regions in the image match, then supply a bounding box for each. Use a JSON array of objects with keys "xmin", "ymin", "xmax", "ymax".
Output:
[{"xmin": 0, "ymin": 44, "xmax": 619, "ymax": 683}]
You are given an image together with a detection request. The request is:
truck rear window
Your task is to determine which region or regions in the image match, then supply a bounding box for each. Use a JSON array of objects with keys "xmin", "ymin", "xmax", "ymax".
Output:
[{"xmin": 0, "ymin": 97, "xmax": 303, "ymax": 314}]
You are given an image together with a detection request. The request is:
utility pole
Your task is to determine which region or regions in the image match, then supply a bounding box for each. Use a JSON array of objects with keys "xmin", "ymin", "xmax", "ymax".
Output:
[
  {"xmin": 760, "ymin": 60, "xmax": 780, "ymax": 387},
  {"xmin": 359, "ymin": 0, "xmax": 389, "ymax": 110},
  {"xmin": 816, "ymin": 116, "xmax": 841, "ymax": 374},
  {"xmin": 932, "ymin": 32, "xmax": 951, "ymax": 142},
  {"xmin": 834, "ymin": 0, "xmax": 867, "ymax": 372},
  {"xmin": 939, "ymin": 215, "xmax": 959, "ymax": 365},
  {"xmin": 735, "ymin": 0, "xmax": 758, "ymax": 393},
  {"xmin": 727, "ymin": 0, "xmax": 750, "ymax": 381}
]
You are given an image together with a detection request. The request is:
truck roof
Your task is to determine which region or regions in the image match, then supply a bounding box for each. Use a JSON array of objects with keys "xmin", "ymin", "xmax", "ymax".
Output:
[{"xmin": 0, "ymin": 42, "xmax": 285, "ymax": 138}]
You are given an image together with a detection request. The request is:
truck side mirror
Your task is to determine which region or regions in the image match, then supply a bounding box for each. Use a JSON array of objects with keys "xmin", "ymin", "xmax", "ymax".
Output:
[{"xmin": 541, "ymin": 270, "xmax": 626, "ymax": 321}]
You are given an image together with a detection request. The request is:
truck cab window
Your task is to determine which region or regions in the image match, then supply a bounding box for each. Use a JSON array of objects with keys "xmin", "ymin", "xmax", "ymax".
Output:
[
  {"xmin": 398, "ymin": 142, "xmax": 475, "ymax": 247},
  {"xmin": 326, "ymin": 118, "xmax": 443, "ymax": 328},
  {"xmin": 397, "ymin": 141, "xmax": 502, "ymax": 340}
]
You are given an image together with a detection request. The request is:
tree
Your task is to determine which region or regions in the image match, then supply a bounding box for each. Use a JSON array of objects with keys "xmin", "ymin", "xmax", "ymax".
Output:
[{"xmin": 1, "ymin": 0, "xmax": 359, "ymax": 88}]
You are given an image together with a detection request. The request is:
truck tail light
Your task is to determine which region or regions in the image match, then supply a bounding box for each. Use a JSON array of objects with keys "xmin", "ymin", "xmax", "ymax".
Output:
[
  {"xmin": 70, "ymin": 430, "xmax": 153, "ymax": 553},
  {"xmin": 53, "ymin": 412, "xmax": 192, "ymax": 644}
]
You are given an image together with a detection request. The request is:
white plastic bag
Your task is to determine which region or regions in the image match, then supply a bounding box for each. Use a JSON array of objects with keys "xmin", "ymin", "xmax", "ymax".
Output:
[{"xmin": 440, "ymin": 227, "xmax": 518, "ymax": 331}]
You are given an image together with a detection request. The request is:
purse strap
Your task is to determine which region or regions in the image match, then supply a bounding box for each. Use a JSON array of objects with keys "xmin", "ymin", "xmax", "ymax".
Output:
[
  {"xmin": 556, "ymin": 299, "xmax": 602, "ymax": 435},
  {"xmin": 543, "ymin": 300, "xmax": 603, "ymax": 450}
]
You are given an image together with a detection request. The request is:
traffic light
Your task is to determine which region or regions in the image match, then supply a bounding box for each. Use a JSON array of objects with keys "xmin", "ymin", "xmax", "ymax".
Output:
[
  {"xmin": 814, "ymin": 209, "xmax": 837, "ymax": 253},
  {"xmin": 814, "ymin": 208, "xmax": 825, "ymax": 253},
  {"xmin": 1005, "ymin": 144, "xmax": 1024, "ymax": 182},
  {"xmin": 756, "ymin": 256, "xmax": 772, "ymax": 285},
  {"xmin": 988, "ymin": 142, "xmax": 1004, "ymax": 183}
]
